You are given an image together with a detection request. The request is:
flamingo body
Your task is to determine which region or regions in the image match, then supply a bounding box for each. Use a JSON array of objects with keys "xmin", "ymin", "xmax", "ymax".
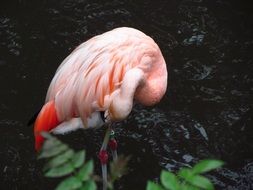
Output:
[{"xmin": 34, "ymin": 27, "xmax": 167, "ymax": 151}]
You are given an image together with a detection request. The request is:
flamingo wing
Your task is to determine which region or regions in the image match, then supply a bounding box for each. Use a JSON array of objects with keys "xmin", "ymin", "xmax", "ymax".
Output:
[{"xmin": 46, "ymin": 27, "xmax": 156, "ymax": 124}]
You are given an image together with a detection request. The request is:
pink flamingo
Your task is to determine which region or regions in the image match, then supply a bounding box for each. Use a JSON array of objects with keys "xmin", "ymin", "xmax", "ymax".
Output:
[{"xmin": 33, "ymin": 27, "xmax": 167, "ymax": 188}]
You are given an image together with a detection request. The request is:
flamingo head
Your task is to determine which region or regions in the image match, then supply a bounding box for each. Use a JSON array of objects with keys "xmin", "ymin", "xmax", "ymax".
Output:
[{"xmin": 135, "ymin": 53, "xmax": 168, "ymax": 106}]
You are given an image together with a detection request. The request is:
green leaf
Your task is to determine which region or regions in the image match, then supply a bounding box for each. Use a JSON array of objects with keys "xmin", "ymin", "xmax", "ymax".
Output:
[
  {"xmin": 42, "ymin": 138, "xmax": 61, "ymax": 150},
  {"xmin": 81, "ymin": 180, "xmax": 97, "ymax": 190},
  {"xmin": 110, "ymin": 155, "xmax": 129, "ymax": 181},
  {"xmin": 55, "ymin": 176, "xmax": 82, "ymax": 190},
  {"xmin": 72, "ymin": 151, "xmax": 85, "ymax": 169},
  {"xmin": 77, "ymin": 160, "xmax": 94, "ymax": 181},
  {"xmin": 45, "ymin": 162, "xmax": 75, "ymax": 177},
  {"xmin": 146, "ymin": 181, "xmax": 163, "ymax": 190},
  {"xmin": 180, "ymin": 184, "xmax": 199, "ymax": 190},
  {"xmin": 192, "ymin": 160, "xmax": 224, "ymax": 174},
  {"xmin": 44, "ymin": 149, "xmax": 74, "ymax": 170},
  {"xmin": 41, "ymin": 132, "xmax": 55, "ymax": 140},
  {"xmin": 106, "ymin": 181, "xmax": 113, "ymax": 190},
  {"xmin": 189, "ymin": 175, "xmax": 214, "ymax": 190},
  {"xmin": 40, "ymin": 133, "xmax": 62, "ymax": 151},
  {"xmin": 160, "ymin": 170, "xmax": 179, "ymax": 190},
  {"xmin": 38, "ymin": 144, "xmax": 68, "ymax": 159},
  {"xmin": 178, "ymin": 168, "xmax": 194, "ymax": 182}
]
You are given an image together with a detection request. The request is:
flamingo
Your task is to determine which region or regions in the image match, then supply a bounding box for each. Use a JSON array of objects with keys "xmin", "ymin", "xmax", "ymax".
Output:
[{"xmin": 33, "ymin": 27, "xmax": 167, "ymax": 188}]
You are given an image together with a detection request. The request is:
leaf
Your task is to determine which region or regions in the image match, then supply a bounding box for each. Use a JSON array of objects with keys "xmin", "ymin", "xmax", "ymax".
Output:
[
  {"xmin": 178, "ymin": 168, "xmax": 194, "ymax": 182},
  {"xmin": 38, "ymin": 144, "xmax": 68, "ymax": 159},
  {"xmin": 192, "ymin": 160, "xmax": 224, "ymax": 174},
  {"xmin": 189, "ymin": 175, "xmax": 214, "ymax": 190},
  {"xmin": 146, "ymin": 181, "xmax": 163, "ymax": 190},
  {"xmin": 41, "ymin": 132, "xmax": 55, "ymax": 140},
  {"xmin": 180, "ymin": 184, "xmax": 199, "ymax": 190},
  {"xmin": 80, "ymin": 180, "xmax": 97, "ymax": 190},
  {"xmin": 110, "ymin": 155, "xmax": 129, "ymax": 181},
  {"xmin": 45, "ymin": 162, "xmax": 75, "ymax": 177},
  {"xmin": 106, "ymin": 181, "xmax": 113, "ymax": 190},
  {"xmin": 77, "ymin": 160, "xmax": 94, "ymax": 181},
  {"xmin": 44, "ymin": 149, "xmax": 74, "ymax": 170},
  {"xmin": 40, "ymin": 133, "xmax": 62, "ymax": 151},
  {"xmin": 160, "ymin": 170, "xmax": 179, "ymax": 190},
  {"xmin": 72, "ymin": 151, "xmax": 85, "ymax": 169},
  {"xmin": 42, "ymin": 138, "xmax": 62, "ymax": 150},
  {"xmin": 55, "ymin": 176, "xmax": 82, "ymax": 190}
]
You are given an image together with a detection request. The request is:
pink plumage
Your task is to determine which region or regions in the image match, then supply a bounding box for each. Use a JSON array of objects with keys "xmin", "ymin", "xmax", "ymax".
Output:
[{"xmin": 34, "ymin": 27, "xmax": 167, "ymax": 151}]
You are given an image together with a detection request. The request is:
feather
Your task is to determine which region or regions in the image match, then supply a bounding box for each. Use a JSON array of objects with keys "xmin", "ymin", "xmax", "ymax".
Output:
[{"xmin": 45, "ymin": 27, "xmax": 157, "ymax": 124}]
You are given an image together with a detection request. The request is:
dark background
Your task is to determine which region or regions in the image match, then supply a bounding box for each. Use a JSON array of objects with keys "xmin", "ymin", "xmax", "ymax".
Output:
[{"xmin": 0, "ymin": 0, "xmax": 253, "ymax": 189}]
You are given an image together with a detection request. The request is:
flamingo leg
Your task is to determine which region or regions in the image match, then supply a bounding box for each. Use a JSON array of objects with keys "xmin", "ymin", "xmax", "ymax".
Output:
[
  {"xmin": 109, "ymin": 129, "xmax": 118, "ymax": 161},
  {"xmin": 98, "ymin": 125, "xmax": 111, "ymax": 190}
]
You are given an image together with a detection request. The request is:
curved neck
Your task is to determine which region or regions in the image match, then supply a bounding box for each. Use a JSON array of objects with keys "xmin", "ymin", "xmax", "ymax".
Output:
[{"xmin": 109, "ymin": 68, "xmax": 144, "ymax": 121}]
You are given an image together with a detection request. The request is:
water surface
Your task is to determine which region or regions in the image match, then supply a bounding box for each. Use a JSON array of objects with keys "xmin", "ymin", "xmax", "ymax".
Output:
[{"xmin": 0, "ymin": 0, "xmax": 253, "ymax": 189}]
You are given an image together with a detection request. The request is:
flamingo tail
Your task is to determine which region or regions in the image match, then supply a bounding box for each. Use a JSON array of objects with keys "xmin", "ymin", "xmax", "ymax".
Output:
[{"xmin": 34, "ymin": 101, "xmax": 60, "ymax": 151}]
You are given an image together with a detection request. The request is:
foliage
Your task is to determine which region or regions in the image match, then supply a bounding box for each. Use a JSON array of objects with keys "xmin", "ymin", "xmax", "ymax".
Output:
[
  {"xmin": 38, "ymin": 132, "xmax": 128, "ymax": 190},
  {"xmin": 146, "ymin": 159, "xmax": 224, "ymax": 190},
  {"xmin": 38, "ymin": 132, "xmax": 95, "ymax": 190},
  {"xmin": 107, "ymin": 155, "xmax": 130, "ymax": 190},
  {"xmin": 38, "ymin": 133, "xmax": 223, "ymax": 190}
]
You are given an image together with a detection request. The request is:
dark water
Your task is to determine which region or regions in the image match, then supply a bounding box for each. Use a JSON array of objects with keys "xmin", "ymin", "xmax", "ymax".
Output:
[{"xmin": 0, "ymin": 0, "xmax": 253, "ymax": 189}]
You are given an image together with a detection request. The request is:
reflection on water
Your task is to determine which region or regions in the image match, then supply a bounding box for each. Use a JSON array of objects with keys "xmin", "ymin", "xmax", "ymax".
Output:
[{"xmin": 0, "ymin": 0, "xmax": 252, "ymax": 189}]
